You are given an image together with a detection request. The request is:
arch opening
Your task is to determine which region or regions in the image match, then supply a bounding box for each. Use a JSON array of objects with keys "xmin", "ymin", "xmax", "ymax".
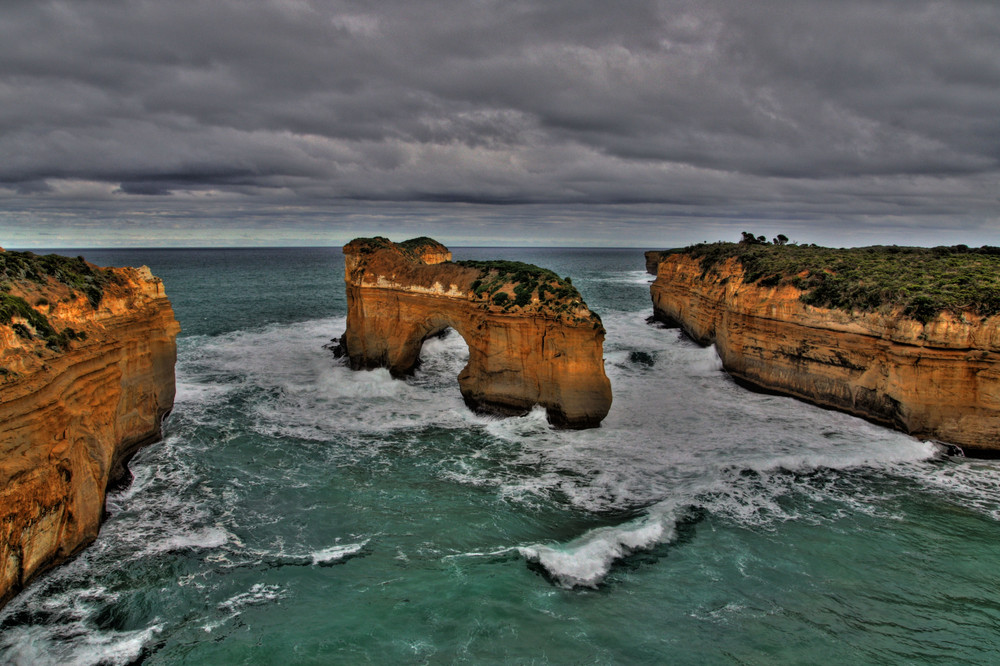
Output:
[{"xmin": 410, "ymin": 325, "xmax": 471, "ymax": 394}]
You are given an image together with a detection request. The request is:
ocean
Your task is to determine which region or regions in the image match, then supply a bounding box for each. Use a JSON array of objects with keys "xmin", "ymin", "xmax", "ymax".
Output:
[{"xmin": 1, "ymin": 247, "xmax": 998, "ymax": 664}]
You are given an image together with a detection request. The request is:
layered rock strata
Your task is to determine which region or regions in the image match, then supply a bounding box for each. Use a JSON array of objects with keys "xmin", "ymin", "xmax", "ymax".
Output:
[
  {"xmin": 1, "ymin": 253, "xmax": 179, "ymax": 607},
  {"xmin": 651, "ymin": 253, "xmax": 1000, "ymax": 454},
  {"xmin": 342, "ymin": 237, "xmax": 612, "ymax": 428}
]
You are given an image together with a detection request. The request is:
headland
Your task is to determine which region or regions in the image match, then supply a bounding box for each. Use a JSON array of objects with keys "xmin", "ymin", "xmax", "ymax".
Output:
[
  {"xmin": 0, "ymin": 249, "xmax": 179, "ymax": 607},
  {"xmin": 649, "ymin": 240, "xmax": 1000, "ymax": 455}
]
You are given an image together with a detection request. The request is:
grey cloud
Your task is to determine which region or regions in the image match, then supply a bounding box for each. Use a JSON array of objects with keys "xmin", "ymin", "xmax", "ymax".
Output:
[{"xmin": 0, "ymin": 0, "xmax": 998, "ymax": 244}]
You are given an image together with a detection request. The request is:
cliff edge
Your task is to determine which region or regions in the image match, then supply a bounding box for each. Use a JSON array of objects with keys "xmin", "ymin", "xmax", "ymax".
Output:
[
  {"xmin": 650, "ymin": 243, "xmax": 1000, "ymax": 455},
  {"xmin": 0, "ymin": 250, "xmax": 180, "ymax": 607},
  {"xmin": 342, "ymin": 237, "xmax": 612, "ymax": 428}
]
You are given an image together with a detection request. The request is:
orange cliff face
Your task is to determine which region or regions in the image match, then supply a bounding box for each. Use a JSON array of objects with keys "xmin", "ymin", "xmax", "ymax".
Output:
[
  {"xmin": 0, "ymin": 256, "xmax": 180, "ymax": 608},
  {"xmin": 651, "ymin": 253, "xmax": 1000, "ymax": 455},
  {"xmin": 341, "ymin": 237, "xmax": 613, "ymax": 428}
]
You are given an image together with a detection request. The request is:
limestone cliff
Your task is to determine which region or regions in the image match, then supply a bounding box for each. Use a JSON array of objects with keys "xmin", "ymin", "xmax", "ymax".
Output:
[
  {"xmin": 0, "ymin": 251, "xmax": 180, "ymax": 607},
  {"xmin": 342, "ymin": 237, "xmax": 612, "ymax": 428},
  {"xmin": 651, "ymin": 252, "xmax": 1000, "ymax": 454},
  {"xmin": 645, "ymin": 250, "xmax": 668, "ymax": 276}
]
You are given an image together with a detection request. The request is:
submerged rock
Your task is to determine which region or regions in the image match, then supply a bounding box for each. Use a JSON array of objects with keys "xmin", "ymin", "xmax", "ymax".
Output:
[{"xmin": 628, "ymin": 351, "xmax": 656, "ymax": 367}]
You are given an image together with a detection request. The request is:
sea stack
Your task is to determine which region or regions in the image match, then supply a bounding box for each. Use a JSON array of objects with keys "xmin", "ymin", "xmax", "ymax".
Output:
[
  {"xmin": 649, "ymin": 242, "xmax": 1000, "ymax": 455},
  {"xmin": 0, "ymin": 252, "xmax": 180, "ymax": 607},
  {"xmin": 341, "ymin": 237, "xmax": 612, "ymax": 428}
]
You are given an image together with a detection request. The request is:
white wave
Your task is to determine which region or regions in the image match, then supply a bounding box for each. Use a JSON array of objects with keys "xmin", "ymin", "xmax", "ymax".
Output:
[
  {"xmin": 0, "ymin": 585, "xmax": 163, "ymax": 666},
  {"xmin": 0, "ymin": 623, "xmax": 163, "ymax": 666},
  {"xmin": 217, "ymin": 583, "xmax": 285, "ymax": 613},
  {"xmin": 203, "ymin": 584, "xmax": 287, "ymax": 633},
  {"xmin": 148, "ymin": 526, "xmax": 230, "ymax": 555},
  {"xmin": 442, "ymin": 546, "xmax": 520, "ymax": 560},
  {"xmin": 174, "ymin": 315, "xmax": 492, "ymax": 441},
  {"xmin": 483, "ymin": 406, "xmax": 551, "ymax": 440},
  {"xmin": 311, "ymin": 539, "xmax": 369, "ymax": 565},
  {"xmin": 518, "ymin": 506, "xmax": 678, "ymax": 588},
  {"xmin": 173, "ymin": 381, "xmax": 232, "ymax": 407},
  {"xmin": 888, "ymin": 455, "xmax": 1000, "ymax": 521},
  {"xmin": 411, "ymin": 331, "xmax": 470, "ymax": 385}
]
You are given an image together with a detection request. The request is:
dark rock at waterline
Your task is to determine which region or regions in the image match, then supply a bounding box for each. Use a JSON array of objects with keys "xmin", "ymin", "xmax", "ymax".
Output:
[
  {"xmin": 628, "ymin": 351, "xmax": 656, "ymax": 367},
  {"xmin": 324, "ymin": 334, "xmax": 348, "ymax": 359}
]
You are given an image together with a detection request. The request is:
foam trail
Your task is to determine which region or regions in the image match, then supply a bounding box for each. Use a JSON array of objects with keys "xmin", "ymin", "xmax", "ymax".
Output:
[
  {"xmin": 311, "ymin": 540, "xmax": 369, "ymax": 565},
  {"xmin": 203, "ymin": 584, "xmax": 286, "ymax": 634},
  {"xmin": 149, "ymin": 526, "xmax": 230, "ymax": 555},
  {"xmin": 518, "ymin": 505, "xmax": 679, "ymax": 589}
]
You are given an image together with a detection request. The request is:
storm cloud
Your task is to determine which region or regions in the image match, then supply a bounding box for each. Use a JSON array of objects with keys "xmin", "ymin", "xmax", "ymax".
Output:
[{"xmin": 1, "ymin": 0, "xmax": 998, "ymax": 246}]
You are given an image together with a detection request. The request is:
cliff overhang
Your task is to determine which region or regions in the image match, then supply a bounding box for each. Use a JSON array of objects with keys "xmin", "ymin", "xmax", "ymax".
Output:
[{"xmin": 341, "ymin": 237, "xmax": 612, "ymax": 428}]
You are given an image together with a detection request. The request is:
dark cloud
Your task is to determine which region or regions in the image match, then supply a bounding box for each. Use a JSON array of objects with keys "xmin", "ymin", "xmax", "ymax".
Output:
[{"xmin": 1, "ymin": 0, "xmax": 998, "ymax": 245}]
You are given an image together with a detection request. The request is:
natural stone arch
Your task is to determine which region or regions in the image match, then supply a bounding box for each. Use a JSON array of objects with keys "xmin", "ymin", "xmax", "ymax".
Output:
[
  {"xmin": 401, "ymin": 314, "xmax": 470, "ymax": 377},
  {"xmin": 340, "ymin": 237, "xmax": 613, "ymax": 428}
]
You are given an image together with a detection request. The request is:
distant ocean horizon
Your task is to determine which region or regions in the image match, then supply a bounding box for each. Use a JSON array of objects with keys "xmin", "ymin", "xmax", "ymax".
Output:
[
  {"xmin": 2, "ymin": 247, "xmax": 998, "ymax": 664},
  {"xmin": 11, "ymin": 244, "xmax": 660, "ymax": 251}
]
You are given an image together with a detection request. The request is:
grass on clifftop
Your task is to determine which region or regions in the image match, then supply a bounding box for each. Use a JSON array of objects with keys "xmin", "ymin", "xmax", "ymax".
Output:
[
  {"xmin": 676, "ymin": 241, "xmax": 1000, "ymax": 323},
  {"xmin": 456, "ymin": 259, "xmax": 594, "ymax": 321},
  {"xmin": 349, "ymin": 236, "xmax": 449, "ymax": 263},
  {"xmin": 398, "ymin": 236, "xmax": 448, "ymax": 256},
  {"xmin": 0, "ymin": 250, "xmax": 106, "ymax": 351},
  {"xmin": 1, "ymin": 250, "xmax": 116, "ymax": 307}
]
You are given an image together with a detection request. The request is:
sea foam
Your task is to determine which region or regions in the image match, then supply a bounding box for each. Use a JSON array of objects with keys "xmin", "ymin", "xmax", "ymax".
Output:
[{"xmin": 518, "ymin": 507, "xmax": 679, "ymax": 588}]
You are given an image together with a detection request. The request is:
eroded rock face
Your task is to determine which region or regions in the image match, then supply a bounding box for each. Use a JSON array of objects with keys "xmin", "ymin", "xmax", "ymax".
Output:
[
  {"xmin": 645, "ymin": 250, "xmax": 668, "ymax": 276},
  {"xmin": 651, "ymin": 253, "xmax": 1000, "ymax": 454},
  {"xmin": 342, "ymin": 237, "xmax": 612, "ymax": 428},
  {"xmin": 0, "ymin": 257, "xmax": 180, "ymax": 607}
]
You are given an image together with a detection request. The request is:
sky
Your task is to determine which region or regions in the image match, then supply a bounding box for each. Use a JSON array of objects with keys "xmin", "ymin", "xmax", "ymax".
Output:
[{"xmin": 1, "ymin": 0, "xmax": 998, "ymax": 248}]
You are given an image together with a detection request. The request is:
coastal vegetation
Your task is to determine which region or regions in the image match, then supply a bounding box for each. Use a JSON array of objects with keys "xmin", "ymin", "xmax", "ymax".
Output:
[
  {"xmin": 0, "ymin": 250, "xmax": 108, "ymax": 350},
  {"xmin": 672, "ymin": 238, "xmax": 1000, "ymax": 322},
  {"xmin": 351, "ymin": 236, "xmax": 450, "ymax": 263},
  {"xmin": 457, "ymin": 259, "xmax": 593, "ymax": 320},
  {"xmin": 1, "ymin": 250, "xmax": 116, "ymax": 307},
  {"xmin": 398, "ymin": 236, "xmax": 447, "ymax": 256}
]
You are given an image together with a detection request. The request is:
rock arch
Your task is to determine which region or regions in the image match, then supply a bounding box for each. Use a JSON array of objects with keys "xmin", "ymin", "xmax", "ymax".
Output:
[{"xmin": 340, "ymin": 237, "xmax": 613, "ymax": 428}]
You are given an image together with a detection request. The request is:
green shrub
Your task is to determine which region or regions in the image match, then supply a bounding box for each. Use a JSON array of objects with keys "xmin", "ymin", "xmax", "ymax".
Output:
[
  {"xmin": 457, "ymin": 259, "xmax": 585, "ymax": 314},
  {"xmin": 678, "ymin": 241, "xmax": 1000, "ymax": 320},
  {"xmin": 0, "ymin": 286, "xmax": 90, "ymax": 351},
  {"xmin": 0, "ymin": 250, "xmax": 117, "ymax": 307}
]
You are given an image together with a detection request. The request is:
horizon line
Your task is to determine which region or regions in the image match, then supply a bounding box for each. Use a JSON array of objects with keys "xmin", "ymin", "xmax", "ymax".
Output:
[{"xmin": 3, "ymin": 244, "xmax": 662, "ymax": 251}]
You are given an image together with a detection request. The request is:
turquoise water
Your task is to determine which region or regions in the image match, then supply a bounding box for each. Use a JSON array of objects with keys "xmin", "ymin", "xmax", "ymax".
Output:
[{"xmin": 1, "ymin": 247, "xmax": 999, "ymax": 664}]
